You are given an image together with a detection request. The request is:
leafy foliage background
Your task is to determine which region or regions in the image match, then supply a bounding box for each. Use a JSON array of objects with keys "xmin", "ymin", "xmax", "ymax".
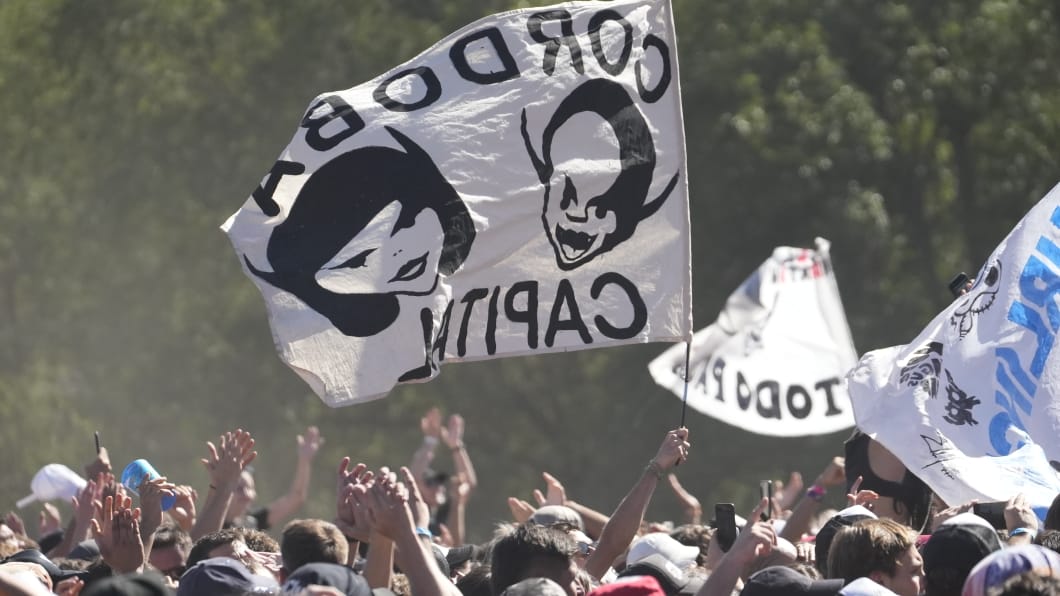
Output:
[{"xmin": 1, "ymin": 0, "xmax": 1057, "ymax": 541}]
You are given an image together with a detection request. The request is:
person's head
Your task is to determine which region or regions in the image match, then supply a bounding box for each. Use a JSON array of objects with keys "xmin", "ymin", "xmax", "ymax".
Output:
[
  {"xmin": 814, "ymin": 506, "xmax": 878, "ymax": 576},
  {"xmin": 245, "ymin": 127, "xmax": 476, "ymax": 337},
  {"xmin": 844, "ymin": 431, "xmax": 932, "ymax": 530},
  {"xmin": 986, "ymin": 570, "xmax": 1060, "ymax": 596},
  {"xmin": 669, "ymin": 524, "xmax": 713, "ymax": 568},
  {"xmin": 3, "ymin": 548, "xmax": 80, "ymax": 588},
  {"xmin": 1035, "ymin": 529, "xmax": 1060, "ymax": 554},
  {"xmin": 149, "ymin": 523, "xmax": 192, "ymax": 583},
  {"xmin": 0, "ymin": 560, "xmax": 53, "ymax": 592},
  {"xmin": 490, "ymin": 523, "xmax": 582, "ymax": 596},
  {"xmin": 240, "ymin": 529, "xmax": 279, "ymax": 554},
  {"xmin": 520, "ymin": 78, "xmax": 677, "ymax": 271},
  {"xmin": 446, "ymin": 544, "xmax": 483, "ymax": 581},
  {"xmin": 618, "ymin": 554, "xmax": 705, "ymax": 596},
  {"xmin": 1044, "ymin": 493, "xmax": 1060, "ymax": 532},
  {"xmin": 962, "ymin": 545, "xmax": 1060, "ymax": 596},
  {"xmin": 456, "ymin": 563, "xmax": 492, "ymax": 596},
  {"xmin": 281, "ymin": 562, "xmax": 370, "ymax": 596},
  {"xmin": 827, "ymin": 518, "xmax": 923, "ymax": 596},
  {"xmin": 501, "ymin": 578, "xmax": 568, "ymax": 596},
  {"xmin": 81, "ymin": 573, "xmax": 174, "ymax": 596},
  {"xmin": 740, "ymin": 565, "xmax": 843, "ymax": 596},
  {"xmin": 229, "ymin": 470, "xmax": 258, "ymax": 518},
  {"xmin": 280, "ymin": 519, "xmax": 348, "ymax": 578},
  {"xmin": 421, "ymin": 470, "xmax": 450, "ymax": 509},
  {"xmin": 921, "ymin": 513, "xmax": 1002, "ymax": 596},
  {"xmin": 627, "ymin": 533, "xmax": 700, "ymax": 570},
  {"xmin": 528, "ymin": 506, "xmax": 583, "ymax": 532},
  {"xmin": 176, "ymin": 557, "xmax": 278, "ymax": 596},
  {"xmin": 187, "ymin": 529, "xmax": 246, "ymax": 569}
]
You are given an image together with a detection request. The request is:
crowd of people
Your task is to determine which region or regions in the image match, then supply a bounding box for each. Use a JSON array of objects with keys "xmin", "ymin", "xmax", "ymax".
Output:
[{"xmin": 2, "ymin": 407, "xmax": 1059, "ymax": 596}]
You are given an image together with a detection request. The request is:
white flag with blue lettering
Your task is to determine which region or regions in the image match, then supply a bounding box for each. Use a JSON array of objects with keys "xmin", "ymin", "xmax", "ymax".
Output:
[{"xmin": 847, "ymin": 182, "xmax": 1060, "ymax": 516}]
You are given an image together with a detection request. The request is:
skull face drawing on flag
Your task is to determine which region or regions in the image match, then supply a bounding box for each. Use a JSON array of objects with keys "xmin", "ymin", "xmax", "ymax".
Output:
[{"xmin": 520, "ymin": 78, "xmax": 679, "ymax": 271}]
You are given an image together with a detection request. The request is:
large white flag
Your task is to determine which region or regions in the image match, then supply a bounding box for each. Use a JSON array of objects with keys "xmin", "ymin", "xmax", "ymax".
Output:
[
  {"xmin": 222, "ymin": 0, "xmax": 691, "ymax": 406},
  {"xmin": 649, "ymin": 239, "xmax": 858, "ymax": 436},
  {"xmin": 847, "ymin": 182, "xmax": 1060, "ymax": 515}
]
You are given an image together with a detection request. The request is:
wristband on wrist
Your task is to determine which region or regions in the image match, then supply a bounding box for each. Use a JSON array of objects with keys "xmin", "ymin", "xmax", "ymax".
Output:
[
  {"xmin": 423, "ymin": 436, "xmax": 439, "ymax": 448},
  {"xmin": 415, "ymin": 526, "xmax": 433, "ymax": 539},
  {"xmin": 1009, "ymin": 527, "xmax": 1037, "ymax": 540},
  {"xmin": 646, "ymin": 461, "xmax": 666, "ymax": 479},
  {"xmin": 806, "ymin": 484, "xmax": 827, "ymax": 502}
]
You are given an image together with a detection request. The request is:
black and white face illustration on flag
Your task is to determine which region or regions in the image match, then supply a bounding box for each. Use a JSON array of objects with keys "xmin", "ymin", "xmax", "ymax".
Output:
[
  {"xmin": 521, "ymin": 78, "xmax": 679, "ymax": 270},
  {"xmin": 223, "ymin": 0, "xmax": 691, "ymax": 406}
]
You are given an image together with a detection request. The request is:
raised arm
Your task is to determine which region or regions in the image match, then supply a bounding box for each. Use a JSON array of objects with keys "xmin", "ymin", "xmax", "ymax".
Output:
[
  {"xmin": 583, "ymin": 427, "xmax": 690, "ymax": 580},
  {"xmin": 697, "ymin": 499, "xmax": 775, "ymax": 596},
  {"xmin": 779, "ymin": 456, "xmax": 845, "ymax": 543},
  {"xmin": 265, "ymin": 426, "xmax": 323, "ymax": 528},
  {"xmin": 411, "ymin": 408, "xmax": 442, "ymax": 497},
  {"xmin": 191, "ymin": 429, "xmax": 256, "ymax": 541},
  {"xmin": 443, "ymin": 414, "xmax": 477, "ymax": 491},
  {"xmin": 365, "ymin": 468, "xmax": 461, "ymax": 596}
]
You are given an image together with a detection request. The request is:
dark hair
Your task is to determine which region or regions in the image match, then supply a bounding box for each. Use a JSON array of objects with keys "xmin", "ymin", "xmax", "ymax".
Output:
[
  {"xmin": 186, "ymin": 529, "xmax": 244, "ymax": 568},
  {"xmin": 246, "ymin": 126, "xmax": 476, "ymax": 337},
  {"xmin": 670, "ymin": 524, "xmax": 713, "ymax": 567},
  {"xmin": 987, "ymin": 571, "xmax": 1060, "ymax": 596},
  {"xmin": 238, "ymin": 528, "xmax": 278, "ymax": 553},
  {"xmin": 1035, "ymin": 529, "xmax": 1060, "ymax": 554},
  {"xmin": 457, "ymin": 564, "xmax": 492, "ymax": 596},
  {"xmin": 844, "ymin": 430, "xmax": 933, "ymax": 530},
  {"xmin": 1044, "ymin": 494, "xmax": 1060, "ymax": 531},
  {"xmin": 490, "ymin": 524, "xmax": 576, "ymax": 595},
  {"xmin": 153, "ymin": 522, "xmax": 192, "ymax": 552}
]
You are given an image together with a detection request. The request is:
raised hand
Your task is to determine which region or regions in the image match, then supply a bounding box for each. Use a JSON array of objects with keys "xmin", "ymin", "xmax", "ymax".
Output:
[
  {"xmin": 84, "ymin": 446, "xmax": 112, "ymax": 481},
  {"xmin": 667, "ymin": 474, "xmax": 702, "ymax": 524},
  {"xmin": 169, "ymin": 485, "xmax": 198, "ymax": 532},
  {"xmin": 815, "ymin": 456, "xmax": 846, "ymax": 487},
  {"xmin": 729, "ymin": 498, "xmax": 776, "ymax": 566},
  {"xmin": 929, "ymin": 500, "xmax": 975, "ymax": 532},
  {"xmin": 4, "ymin": 511, "xmax": 26, "ymax": 538},
  {"xmin": 1005, "ymin": 493, "xmax": 1039, "ymax": 535},
  {"xmin": 421, "ymin": 407, "xmax": 443, "ymax": 439},
  {"xmin": 55, "ymin": 576, "xmax": 85, "ymax": 596},
  {"xmin": 400, "ymin": 467, "xmax": 431, "ymax": 530},
  {"xmin": 202, "ymin": 429, "xmax": 257, "ymax": 491},
  {"xmin": 845, "ymin": 476, "xmax": 879, "ymax": 509},
  {"xmin": 298, "ymin": 426, "xmax": 324, "ymax": 460},
  {"xmin": 335, "ymin": 459, "xmax": 373, "ymax": 543},
  {"xmin": 92, "ymin": 495, "xmax": 144, "ymax": 574},
  {"xmin": 651, "ymin": 428, "xmax": 690, "ymax": 472},
  {"xmin": 137, "ymin": 475, "xmax": 176, "ymax": 538},
  {"xmin": 444, "ymin": 414, "xmax": 465, "ymax": 449},
  {"xmin": 39, "ymin": 502, "xmax": 62, "ymax": 537},
  {"xmin": 70, "ymin": 478, "xmax": 100, "ymax": 533},
  {"xmin": 507, "ymin": 497, "xmax": 535, "ymax": 524},
  {"xmin": 364, "ymin": 474, "xmax": 413, "ymax": 542},
  {"xmin": 532, "ymin": 472, "xmax": 567, "ymax": 507},
  {"xmin": 775, "ymin": 471, "xmax": 804, "ymax": 511}
]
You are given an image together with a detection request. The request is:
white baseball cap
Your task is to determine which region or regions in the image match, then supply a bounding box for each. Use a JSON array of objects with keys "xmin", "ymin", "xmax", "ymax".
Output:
[
  {"xmin": 17, "ymin": 464, "xmax": 86, "ymax": 509},
  {"xmin": 626, "ymin": 532, "xmax": 700, "ymax": 568}
]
